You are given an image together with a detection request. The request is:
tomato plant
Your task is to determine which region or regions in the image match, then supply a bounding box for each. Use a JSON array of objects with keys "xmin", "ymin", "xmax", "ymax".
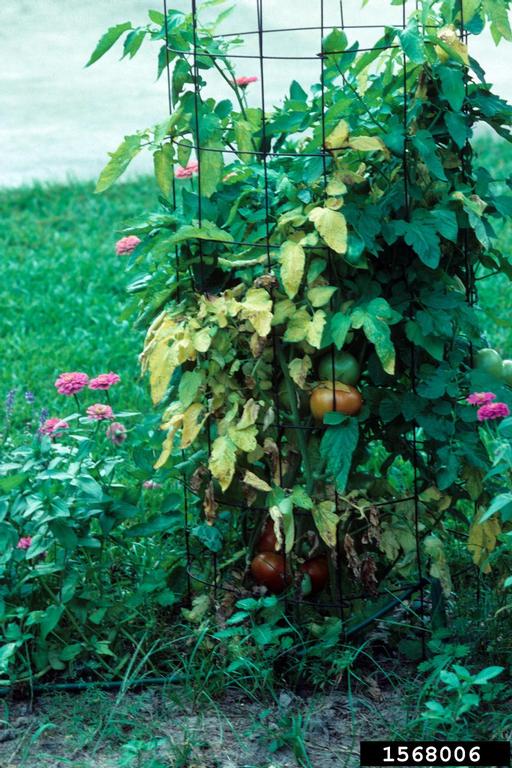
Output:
[{"xmin": 90, "ymin": 0, "xmax": 512, "ymax": 600}]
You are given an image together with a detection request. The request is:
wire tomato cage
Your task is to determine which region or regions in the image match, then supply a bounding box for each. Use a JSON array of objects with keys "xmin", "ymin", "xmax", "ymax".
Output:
[{"xmin": 160, "ymin": 0, "xmax": 484, "ymax": 642}]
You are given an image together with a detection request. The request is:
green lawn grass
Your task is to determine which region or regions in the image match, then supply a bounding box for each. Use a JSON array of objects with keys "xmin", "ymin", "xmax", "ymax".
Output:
[
  {"xmin": 1, "ymin": 139, "xmax": 511, "ymax": 433},
  {"xmin": 0, "ymin": 178, "xmax": 158, "ymax": 429}
]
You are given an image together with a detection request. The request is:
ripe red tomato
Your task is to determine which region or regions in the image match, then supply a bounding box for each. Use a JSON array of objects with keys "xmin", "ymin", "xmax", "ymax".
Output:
[
  {"xmin": 317, "ymin": 351, "xmax": 360, "ymax": 386},
  {"xmin": 309, "ymin": 381, "xmax": 362, "ymax": 420},
  {"xmin": 257, "ymin": 519, "xmax": 280, "ymax": 553},
  {"xmin": 251, "ymin": 552, "xmax": 289, "ymax": 593},
  {"xmin": 300, "ymin": 556, "xmax": 329, "ymax": 594}
]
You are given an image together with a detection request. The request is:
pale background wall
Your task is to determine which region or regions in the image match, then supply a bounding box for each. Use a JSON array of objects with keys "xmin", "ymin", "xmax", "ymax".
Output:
[{"xmin": 0, "ymin": 0, "xmax": 509, "ymax": 187}]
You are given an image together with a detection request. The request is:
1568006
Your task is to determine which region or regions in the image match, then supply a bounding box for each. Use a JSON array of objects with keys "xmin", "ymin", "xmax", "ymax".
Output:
[{"xmin": 360, "ymin": 741, "xmax": 510, "ymax": 766}]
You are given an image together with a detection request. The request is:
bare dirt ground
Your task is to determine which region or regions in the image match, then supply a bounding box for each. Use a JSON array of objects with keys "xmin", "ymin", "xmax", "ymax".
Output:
[{"xmin": 0, "ymin": 687, "xmax": 405, "ymax": 767}]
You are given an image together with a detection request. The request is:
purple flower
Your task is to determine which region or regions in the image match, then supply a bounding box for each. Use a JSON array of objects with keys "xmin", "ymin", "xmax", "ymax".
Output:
[
  {"xmin": 25, "ymin": 391, "xmax": 35, "ymax": 404},
  {"xmin": 466, "ymin": 392, "xmax": 496, "ymax": 406},
  {"xmin": 5, "ymin": 389, "xmax": 16, "ymax": 418},
  {"xmin": 477, "ymin": 402, "xmax": 511, "ymax": 421}
]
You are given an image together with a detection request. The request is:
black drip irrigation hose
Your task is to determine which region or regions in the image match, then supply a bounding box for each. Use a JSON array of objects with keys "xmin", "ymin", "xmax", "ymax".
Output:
[{"xmin": 0, "ymin": 578, "xmax": 427, "ymax": 698}]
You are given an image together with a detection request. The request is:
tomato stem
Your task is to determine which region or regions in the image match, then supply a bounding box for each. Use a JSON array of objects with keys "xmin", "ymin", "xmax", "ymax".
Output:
[{"xmin": 276, "ymin": 342, "xmax": 314, "ymax": 496}]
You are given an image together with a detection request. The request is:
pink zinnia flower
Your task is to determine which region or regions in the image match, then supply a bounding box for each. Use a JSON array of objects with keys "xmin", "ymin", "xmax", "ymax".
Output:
[
  {"xmin": 17, "ymin": 536, "xmax": 32, "ymax": 550},
  {"xmin": 86, "ymin": 403, "xmax": 114, "ymax": 421},
  {"xmin": 235, "ymin": 76, "xmax": 258, "ymax": 87},
  {"xmin": 89, "ymin": 372, "xmax": 121, "ymax": 391},
  {"xmin": 115, "ymin": 235, "xmax": 141, "ymax": 255},
  {"xmin": 466, "ymin": 392, "xmax": 496, "ymax": 406},
  {"xmin": 175, "ymin": 160, "xmax": 199, "ymax": 179},
  {"xmin": 143, "ymin": 480, "xmax": 162, "ymax": 490},
  {"xmin": 106, "ymin": 421, "xmax": 127, "ymax": 445},
  {"xmin": 477, "ymin": 402, "xmax": 511, "ymax": 421},
  {"xmin": 55, "ymin": 372, "xmax": 89, "ymax": 396},
  {"xmin": 39, "ymin": 417, "xmax": 70, "ymax": 438}
]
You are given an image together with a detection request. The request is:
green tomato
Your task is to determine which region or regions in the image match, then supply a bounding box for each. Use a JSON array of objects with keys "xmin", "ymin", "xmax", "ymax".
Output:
[
  {"xmin": 475, "ymin": 348, "xmax": 503, "ymax": 379},
  {"xmin": 502, "ymin": 360, "xmax": 512, "ymax": 386},
  {"xmin": 317, "ymin": 351, "xmax": 360, "ymax": 385}
]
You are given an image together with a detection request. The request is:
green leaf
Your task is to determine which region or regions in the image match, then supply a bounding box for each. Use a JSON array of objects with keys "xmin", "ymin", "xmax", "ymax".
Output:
[
  {"xmin": 330, "ymin": 312, "xmax": 352, "ymax": 350},
  {"xmin": 320, "ymin": 418, "xmax": 359, "ymax": 492},
  {"xmin": 153, "ymin": 143, "xmax": 174, "ymax": 198},
  {"xmin": 123, "ymin": 28, "xmax": 146, "ymax": 59},
  {"xmin": 351, "ymin": 298, "xmax": 400, "ymax": 375},
  {"xmin": 169, "ymin": 221, "xmax": 233, "ymax": 246},
  {"xmin": 178, "ymin": 370, "xmax": 203, "ymax": 408},
  {"xmin": 0, "ymin": 473, "xmax": 27, "ymax": 492},
  {"xmin": 86, "ymin": 22, "xmax": 132, "ymax": 67},
  {"xmin": 279, "ymin": 241, "xmax": 305, "ymax": 299},
  {"xmin": 127, "ymin": 515, "xmax": 178, "ymax": 537},
  {"xmin": 96, "ymin": 134, "xmax": 144, "ymax": 193},
  {"xmin": 439, "ymin": 66, "xmax": 465, "ymax": 112},
  {"xmin": 411, "ymin": 130, "xmax": 447, "ymax": 181},
  {"xmin": 172, "ymin": 58, "xmax": 192, "ymax": 103},
  {"xmin": 192, "ymin": 523, "xmax": 223, "ymax": 552},
  {"xmin": 393, "ymin": 215, "xmax": 441, "ymax": 269},
  {"xmin": 398, "ymin": 20, "xmax": 426, "ymax": 63},
  {"xmin": 473, "ymin": 666, "xmax": 504, "ymax": 684},
  {"xmin": 41, "ymin": 605, "xmax": 64, "ymax": 641},
  {"xmin": 198, "ymin": 141, "xmax": 224, "ymax": 197},
  {"xmin": 444, "ymin": 111, "xmax": 469, "ymax": 148}
]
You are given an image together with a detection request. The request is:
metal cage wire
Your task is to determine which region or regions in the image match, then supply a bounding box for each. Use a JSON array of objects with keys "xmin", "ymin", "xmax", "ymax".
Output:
[{"xmin": 160, "ymin": 0, "xmax": 479, "ymax": 638}]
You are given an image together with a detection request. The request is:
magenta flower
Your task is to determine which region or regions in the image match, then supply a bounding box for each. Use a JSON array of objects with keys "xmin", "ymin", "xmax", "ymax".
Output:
[
  {"xmin": 175, "ymin": 160, "xmax": 199, "ymax": 179},
  {"xmin": 106, "ymin": 421, "xmax": 127, "ymax": 445},
  {"xmin": 477, "ymin": 402, "xmax": 511, "ymax": 422},
  {"xmin": 89, "ymin": 372, "xmax": 121, "ymax": 391},
  {"xmin": 235, "ymin": 76, "xmax": 258, "ymax": 87},
  {"xmin": 115, "ymin": 235, "xmax": 141, "ymax": 255},
  {"xmin": 143, "ymin": 480, "xmax": 162, "ymax": 490},
  {"xmin": 466, "ymin": 392, "xmax": 497, "ymax": 406},
  {"xmin": 17, "ymin": 536, "xmax": 32, "ymax": 550},
  {"xmin": 55, "ymin": 372, "xmax": 89, "ymax": 396},
  {"xmin": 39, "ymin": 417, "xmax": 70, "ymax": 438},
  {"xmin": 86, "ymin": 403, "xmax": 114, "ymax": 421}
]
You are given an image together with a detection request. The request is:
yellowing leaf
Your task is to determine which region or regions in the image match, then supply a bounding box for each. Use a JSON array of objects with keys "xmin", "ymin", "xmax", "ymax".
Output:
[
  {"xmin": 468, "ymin": 514, "xmax": 501, "ymax": 573},
  {"xmin": 288, "ymin": 356, "xmax": 312, "ymax": 389},
  {"xmin": 284, "ymin": 309, "xmax": 310, "ymax": 343},
  {"xmin": 243, "ymin": 470, "xmax": 272, "ymax": 493},
  {"xmin": 324, "ymin": 119, "xmax": 349, "ymax": 152},
  {"xmin": 348, "ymin": 135, "xmax": 387, "ymax": 153},
  {"xmin": 306, "ymin": 310, "xmax": 327, "ymax": 349},
  {"xmin": 312, "ymin": 500, "xmax": 339, "ymax": 548},
  {"xmin": 273, "ymin": 299, "xmax": 296, "ymax": 326},
  {"xmin": 209, "ymin": 435, "xmax": 237, "ymax": 491},
  {"xmin": 228, "ymin": 423, "xmax": 258, "ymax": 452},
  {"xmin": 436, "ymin": 25, "xmax": 469, "ymax": 65},
  {"xmin": 424, "ymin": 535, "xmax": 452, "ymax": 596},
  {"xmin": 240, "ymin": 288, "xmax": 273, "ymax": 338},
  {"xmin": 279, "ymin": 240, "xmax": 305, "ymax": 299},
  {"xmin": 180, "ymin": 402, "xmax": 207, "ymax": 449},
  {"xmin": 141, "ymin": 313, "xmax": 178, "ymax": 405},
  {"xmin": 309, "ymin": 207, "xmax": 348, "ymax": 255},
  {"xmin": 307, "ymin": 286, "xmax": 337, "ymax": 307},
  {"xmin": 237, "ymin": 398, "xmax": 260, "ymax": 429},
  {"xmin": 192, "ymin": 327, "xmax": 213, "ymax": 353},
  {"xmin": 154, "ymin": 407, "xmax": 184, "ymax": 469}
]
